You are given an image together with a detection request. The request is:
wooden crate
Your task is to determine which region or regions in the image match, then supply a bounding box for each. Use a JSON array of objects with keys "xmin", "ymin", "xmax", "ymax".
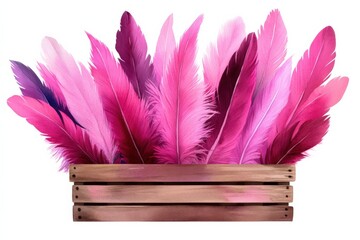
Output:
[{"xmin": 70, "ymin": 164, "xmax": 295, "ymax": 221}]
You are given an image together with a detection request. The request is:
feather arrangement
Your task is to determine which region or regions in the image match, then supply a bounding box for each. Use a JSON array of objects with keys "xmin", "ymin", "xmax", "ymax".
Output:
[{"xmin": 7, "ymin": 10, "xmax": 348, "ymax": 170}]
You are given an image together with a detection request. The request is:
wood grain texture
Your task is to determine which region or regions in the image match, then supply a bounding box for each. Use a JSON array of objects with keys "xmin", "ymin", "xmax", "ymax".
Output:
[
  {"xmin": 73, "ymin": 205, "xmax": 293, "ymax": 221},
  {"xmin": 73, "ymin": 185, "xmax": 293, "ymax": 203},
  {"xmin": 69, "ymin": 164, "xmax": 295, "ymax": 183}
]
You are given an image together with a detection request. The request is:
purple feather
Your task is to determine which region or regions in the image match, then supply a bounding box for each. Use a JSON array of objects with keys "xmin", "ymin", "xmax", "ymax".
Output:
[
  {"xmin": 10, "ymin": 60, "xmax": 78, "ymax": 125},
  {"xmin": 115, "ymin": 11, "xmax": 155, "ymax": 99}
]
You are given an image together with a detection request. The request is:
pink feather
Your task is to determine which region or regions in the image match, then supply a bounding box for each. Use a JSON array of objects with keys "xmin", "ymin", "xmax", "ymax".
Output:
[
  {"xmin": 153, "ymin": 14, "xmax": 176, "ymax": 84},
  {"xmin": 264, "ymin": 27, "xmax": 346, "ymax": 164},
  {"xmin": 88, "ymin": 33, "xmax": 157, "ymax": 164},
  {"xmin": 275, "ymin": 26, "xmax": 336, "ymax": 131},
  {"xmin": 150, "ymin": 15, "xmax": 212, "ymax": 164},
  {"xmin": 37, "ymin": 63, "xmax": 66, "ymax": 105},
  {"xmin": 7, "ymin": 95, "xmax": 107, "ymax": 170},
  {"xmin": 236, "ymin": 59, "xmax": 292, "ymax": 164},
  {"xmin": 306, "ymin": 76, "xmax": 349, "ymax": 110},
  {"xmin": 254, "ymin": 9, "xmax": 287, "ymax": 98},
  {"xmin": 41, "ymin": 37, "xmax": 116, "ymax": 163},
  {"xmin": 203, "ymin": 16, "xmax": 245, "ymax": 95},
  {"xmin": 292, "ymin": 76, "xmax": 348, "ymax": 126},
  {"xmin": 205, "ymin": 33, "xmax": 258, "ymax": 164}
]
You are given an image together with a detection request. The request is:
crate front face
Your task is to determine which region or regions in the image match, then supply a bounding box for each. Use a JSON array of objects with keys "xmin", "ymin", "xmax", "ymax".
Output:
[{"xmin": 70, "ymin": 164, "xmax": 295, "ymax": 221}]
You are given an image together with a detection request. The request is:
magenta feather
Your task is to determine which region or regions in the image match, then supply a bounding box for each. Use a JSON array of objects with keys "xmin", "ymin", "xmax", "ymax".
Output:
[
  {"xmin": 203, "ymin": 17, "xmax": 245, "ymax": 95},
  {"xmin": 264, "ymin": 116, "xmax": 329, "ymax": 164},
  {"xmin": 204, "ymin": 33, "xmax": 258, "ymax": 164},
  {"xmin": 254, "ymin": 9, "xmax": 287, "ymax": 98},
  {"xmin": 150, "ymin": 15, "xmax": 211, "ymax": 164},
  {"xmin": 275, "ymin": 26, "xmax": 336, "ymax": 131},
  {"xmin": 236, "ymin": 59, "xmax": 292, "ymax": 164},
  {"xmin": 115, "ymin": 11, "xmax": 155, "ymax": 99},
  {"xmin": 7, "ymin": 96, "xmax": 107, "ymax": 170},
  {"xmin": 88, "ymin": 33, "xmax": 157, "ymax": 164},
  {"xmin": 41, "ymin": 37, "xmax": 116, "ymax": 163},
  {"xmin": 153, "ymin": 14, "xmax": 176, "ymax": 84}
]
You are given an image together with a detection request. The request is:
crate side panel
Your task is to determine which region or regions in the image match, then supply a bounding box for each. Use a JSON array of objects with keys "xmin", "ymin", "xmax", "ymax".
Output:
[
  {"xmin": 69, "ymin": 164, "xmax": 295, "ymax": 183},
  {"xmin": 73, "ymin": 205, "xmax": 293, "ymax": 221},
  {"xmin": 72, "ymin": 185, "xmax": 293, "ymax": 203}
]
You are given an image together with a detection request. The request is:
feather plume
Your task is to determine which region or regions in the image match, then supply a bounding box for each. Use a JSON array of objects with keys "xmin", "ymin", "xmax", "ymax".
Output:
[
  {"xmin": 7, "ymin": 96, "xmax": 107, "ymax": 170},
  {"xmin": 205, "ymin": 33, "xmax": 258, "ymax": 164},
  {"xmin": 153, "ymin": 14, "xmax": 176, "ymax": 84},
  {"xmin": 254, "ymin": 9, "xmax": 287, "ymax": 98},
  {"xmin": 275, "ymin": 26, "xmax": 336, "ymax": 130},
  {"xmin": 116, "ymin": 11, "xmax": 155, "ymax": 99},
  {"xmin": 88, "ymin": 33, "xmax": 157, "ymax": 164},
  {"xmin": 41, "ymin": 37, "xmax": 116, "ymax": 163},
  {"xmin": 10, "ymin": 60, "xmax": 77, "ymax": 124},
  {"xmin": 203, "ymin": 17, "xmax": 245, "ymax": 94},
  {"xmin": 236, "ymin": 59, "xmax": 291, "ymax": 164},
  {"xmin": 150, "ymin": 15, "xmax": 211, "ymax": 164},
  {"xmin": 264, "ymin": 116, "xmax": 329, "ymax": 164}
]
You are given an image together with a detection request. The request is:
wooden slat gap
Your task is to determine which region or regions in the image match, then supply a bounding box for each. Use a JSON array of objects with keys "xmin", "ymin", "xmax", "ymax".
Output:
[
  {"xmin": 73, "ymin": 181, "xmax": 290, "ymax": 185},
  {"xmin": 74, "ymin": 203, "xmax": 291, "ymax": 207}
]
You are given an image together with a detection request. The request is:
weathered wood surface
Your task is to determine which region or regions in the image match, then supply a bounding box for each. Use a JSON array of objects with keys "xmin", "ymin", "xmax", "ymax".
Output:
[
  {"xmin": 73, "ymin": 185, "xmax": 293, "ymax": 203},
  {"xmin": 73, "ymin": 205, "xmax": 293, "ymax": 221},
  {"xmin": 70, "ymin": 164, "xmax": 295, "ymax": 183}
]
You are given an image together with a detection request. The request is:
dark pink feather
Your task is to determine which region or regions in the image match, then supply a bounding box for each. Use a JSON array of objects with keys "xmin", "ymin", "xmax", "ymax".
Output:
[
  {"xmin": 205, "ymin": 33, "xmax": 257, "ymax": 164},
  {"xmin": 264, "ymin": 116, "xmax": 329, "ymax": 164},
  {"xmin": 88, "ymin": 33, "xmax": 158, "ymax": 164}
]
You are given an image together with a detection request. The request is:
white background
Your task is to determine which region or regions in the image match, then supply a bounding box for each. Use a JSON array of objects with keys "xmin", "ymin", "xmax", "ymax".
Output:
[{"xmin": 0, "ymin": 0, "xmax": 359, "ymax": 239}]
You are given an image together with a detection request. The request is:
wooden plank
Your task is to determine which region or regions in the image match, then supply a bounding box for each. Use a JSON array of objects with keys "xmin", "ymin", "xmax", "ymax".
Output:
[
  {"xmin": 73, "ymin": 205, "xmax": 293, "ymax": 221},
  {"xmin": 69, "ymin": 164, "xmax": 295, "ymax": 183},
  {"xmin": 73, "ymin": 185, "xmax": 293, "ymax": 203}
]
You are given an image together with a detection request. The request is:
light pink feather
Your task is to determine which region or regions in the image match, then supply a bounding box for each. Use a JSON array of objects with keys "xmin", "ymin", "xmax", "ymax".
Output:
[
  {"xmin": 41, "ymin": 37, "xmax": 116, "ymax": 162},
  {"xmin": 153, "ymin": 14, "xmax": 176, "ymax": 83},
  {"xmin": 8, "ymin": 95, "xmax": 108, "ymax": 170},
  {"xmin": 203, "ymin": 17, "xmax": 245, "ymax": 94},
  {"xmin": 88, "ymin": 33, "xmax": 157, "ymax": 164},
  {"xmin": 254, "ymin": 9, "xmax": 287, "ymax": 98},
  {"xmin": 151, "ymin": 15, "xmax": 212, "ymax": 164},
  {"xmin": 236, "ymin": 59, "xmax": 292, "ymax": 164},
  {"xmin": 275, "ymin": 26, "xmax": 336, "ymax": 131}
]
